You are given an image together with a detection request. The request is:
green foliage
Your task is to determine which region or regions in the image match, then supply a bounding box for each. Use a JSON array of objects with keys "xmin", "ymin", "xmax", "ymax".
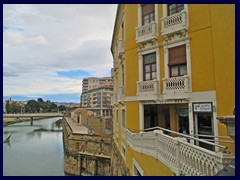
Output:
[
  {"xmin": 5, "ymin": 100, "xmax": 22, "ymax": 114},
  {"xmin": 58, "ymin": 105, "xmax": 66, "ymax": 111},
  {"xmin": 5, "ymin": 98, "xmax": 64, "ymax": 114},
  {"xmin": 25, "ymin": 100, "xmax": 40, "ymax": 113}
]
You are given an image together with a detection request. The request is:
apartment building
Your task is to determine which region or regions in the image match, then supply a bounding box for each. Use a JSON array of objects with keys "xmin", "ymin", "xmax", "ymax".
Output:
[
  {"xmin": 81, "ymin": 85, "xmax": 113, "ymax": 117},
  {"xmin": 82, "ymin": 77, "xmax": 112, "ymax": 93},
  {"xmin": 111, "ymin": 4, "xmax": 235, "ymax": 176}
]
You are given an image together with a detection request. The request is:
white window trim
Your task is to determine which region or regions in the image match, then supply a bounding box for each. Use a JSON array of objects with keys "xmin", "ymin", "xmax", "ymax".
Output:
[
  {"xmin": 133, "ymin": 158, "xmax": 144, "ymax": 176},
  {"xmin": 162, "ymin": 4, "xmax": 188, "ymax": 17},
  {"xmin": 138, "ymin": 47, "xmax": 160, "ymax": 82},
  {"xmin": 122, "ymin": 107, "xmax": 126, "ymax": 139},
  {"xmin": 137, "ymin": 4, "xmax": 159, "ymax": 36},
  {"xmin": 163, "ymin": 39, "xmax": 191, "ymax": 88}
]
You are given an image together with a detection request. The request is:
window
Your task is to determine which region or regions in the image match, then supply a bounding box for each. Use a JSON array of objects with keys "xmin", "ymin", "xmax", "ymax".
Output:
[
  {"xmin": 141, "ymin": 4, "xmax": 155, "ymax": 25},
  {"xmin": 122, "ymin": 144, "xmax": 126, "ymax": 160},
  {"xmin": 121, "ymin": 22, "xmax": 124, "ymax": 41},
  {"xmin": 122, "ymin": 61, "xmax": 125, "ymax": 87},
  {"xmin": 133, "ymin": 159, "xmax": 144, "ymax": 176},
  {"xmin": 143, "ymin": 53, "xmax": 156, "ymax": 81},
  {"xmin": 168, "ymin": 45, "xmax": 187, "ymax": 77},
  {"xmin": 168, "ymin": 4, "xmax": 184, "ymax": 15},
  {"xmin": 122, "ymin": 109, "xmax": 125, "ymax": 129}
]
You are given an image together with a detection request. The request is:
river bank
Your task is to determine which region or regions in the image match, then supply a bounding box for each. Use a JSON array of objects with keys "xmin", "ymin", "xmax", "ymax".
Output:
[{"xmin": 3, "ymin": 117, "xmax": 55, "ymax": 127}]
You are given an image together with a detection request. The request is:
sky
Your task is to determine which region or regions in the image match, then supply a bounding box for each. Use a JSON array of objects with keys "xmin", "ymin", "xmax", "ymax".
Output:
[{"xmin": 3, "ymin": 4, "xmax": 118, "ymax": 103}]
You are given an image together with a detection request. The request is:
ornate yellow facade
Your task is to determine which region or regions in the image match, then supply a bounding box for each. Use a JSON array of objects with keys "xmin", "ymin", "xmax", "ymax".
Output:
[{"xmin": 111, "ymin": 4, "xmax": 235, "ymax": 176}]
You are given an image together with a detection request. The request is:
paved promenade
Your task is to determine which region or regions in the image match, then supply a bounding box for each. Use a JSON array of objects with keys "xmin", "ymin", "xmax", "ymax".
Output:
[{"xmin": 64, "ymin": 117, "xmax": 89, "ymax": 134}]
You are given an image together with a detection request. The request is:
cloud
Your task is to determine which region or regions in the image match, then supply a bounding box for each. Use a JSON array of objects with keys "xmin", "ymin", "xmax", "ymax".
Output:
[
  {"xmin": 3, "ymin": 4, "xmax": 117, "ymax": 101},
  {"xmin": 4, "ymin": 30, "xmax": 48, "ymax": 45}
]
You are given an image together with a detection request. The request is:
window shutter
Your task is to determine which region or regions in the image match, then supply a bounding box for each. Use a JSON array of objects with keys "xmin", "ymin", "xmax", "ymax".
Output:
[
  {"xmin": 168, "ymin": 45, "xmax": 186, "ymax": 65},
  {"xmin": 142, "ymin": 4, "xmax": 155, "ymax": 16}
]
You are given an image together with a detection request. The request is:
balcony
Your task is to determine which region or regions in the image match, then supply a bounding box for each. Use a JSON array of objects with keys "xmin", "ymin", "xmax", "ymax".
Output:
[
  {"xmin": 136, "ymin": 21, "xmax": 158, "ymax": 44},
  {"xmin": 117, "ymin": 40, "xmax": 124, "ymax": 58},
  {"xmin": 161, "ymin": 11, "xmax": 188, "ymax": 36},
  {"xmin": 137, "ymin": 80, "xmax": 160, "ymax": 101},
  {"xmin": 118, "ymin": 86, "xmax": 125, "ymax": 103},
  {"xmin": 112, "ymin": 92, "xmax": 118, "ymax": 105},
  {"xmin": 163, "ymin": 75, "xmax": 190, "ymax": 100},
  {"xmin": 127, "ymin": 128, "xmax": 235, "ymax": 176},
  {"xmin": 113, "ymin": 59, "xmax": 118, "ymax": 71}
]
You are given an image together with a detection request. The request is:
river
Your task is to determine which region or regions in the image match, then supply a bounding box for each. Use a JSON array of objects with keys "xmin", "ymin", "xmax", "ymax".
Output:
[{"xmin": 3, "ymin": 117, "xmax": 67, "ymax": 176}]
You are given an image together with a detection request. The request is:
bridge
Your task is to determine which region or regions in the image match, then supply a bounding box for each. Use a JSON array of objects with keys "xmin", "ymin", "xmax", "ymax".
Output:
[{"xmin": 3, "ymin": 113, "xmax": 64, "ymax": 125}]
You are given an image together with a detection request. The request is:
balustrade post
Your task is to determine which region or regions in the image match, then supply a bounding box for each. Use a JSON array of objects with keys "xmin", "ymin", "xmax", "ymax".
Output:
[
  {"xmin": 155, "ymin": 132, "xmax": 158, "ymax": 159},
  {"xmin": 163, "ymin": 78, "xmax": 166, "ymax": 94},
  {"xmin": 140, "ymin": 132, "xmax": 143, "ymax": 154},
  {"xmin": 175, "ymin": 140, "xmax": 181, "ymax": 176},
  {"xmin": 153, "ymin": 80, "xmax": 157, "ymax": 95},
  {"xmin": 136, "ymin": 81, "xmax": 139, "ymax": 95},
  {"xmin": 181, "ymin": 11, "xmax": 186, "ymax": 27},
  {"xmin": 184, "ymin": 76, "xmax": 189, "ymax": 92}
]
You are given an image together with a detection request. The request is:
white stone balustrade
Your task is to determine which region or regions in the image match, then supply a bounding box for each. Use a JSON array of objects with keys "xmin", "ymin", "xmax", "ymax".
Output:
[
  {"xmin": 136, "ymin": 21, "xmax": 158, "ymax": 44},
  {"xmin": 122, "ymin": 127, "xmax": 126, "ymax": 139},
  {"xmin": 117, "ymin": 40, "xmax": 124, "ymax": 58},
  {"xmin": 112, "ymin": 92, "xmax": 118, "ymax": 105},
  {"xmin": 126, "ymin": 129, "xmax": 235, "ymax": 176},
  {"xmin": 163, "ymin": 75, "xmax": 190, "ymax": 99},
  {"xmin": 137, "ymin": 80, "xmax": 160, "ymax": 101},
  {"xmin": 118, "ymin": 86, "xmax": 125, "ymax": 103},
  {"xmin": 161, "ymin": 11, "xmax": 188, "ymax": 36}
]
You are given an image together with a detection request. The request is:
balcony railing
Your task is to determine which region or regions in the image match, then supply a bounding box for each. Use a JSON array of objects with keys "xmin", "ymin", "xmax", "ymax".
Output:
[
  {"xmin": 127, "ymin": 127, "xmax": 235, "ymax": 176},
  {"xmin": 161, "ymin": 11, "xmax": 188, "ymax": 36},
  {"xmin": 136, "ymin": 21, "xmax": 158, "ymax": 44},
  {"xmin": 113, "ymin": 59, "xmax": 118, "ymax": 70},
  {"xmin": 163, "ymin": 75, "xmax": 190, "ymax": 99},
  {"xmin": 118, "ymin": 86, "xmax": 125, "ymax": 103},
  {"xmin": 117, "ymin": 40, "xmax": 124, "ymax": 58},
  {"xmin": 137, "ymin": 80, "xmax": 160, "ymax": 101}
]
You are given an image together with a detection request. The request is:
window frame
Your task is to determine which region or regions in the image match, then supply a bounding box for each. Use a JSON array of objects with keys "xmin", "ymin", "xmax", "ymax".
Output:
[
  {"xmin": 143, "ymin": 52, "xmax": 157, "ymax": 81},
  {"xmin": 167, "ymin": 4, "xmax": 184, "ymax": 16},
  {"xmin": 141, "ymin": 4, "xmax": 155, "ymax": 25},
  {"xmin": 169, "ymin": 64, "xmax": 187, "ymax": 77}
]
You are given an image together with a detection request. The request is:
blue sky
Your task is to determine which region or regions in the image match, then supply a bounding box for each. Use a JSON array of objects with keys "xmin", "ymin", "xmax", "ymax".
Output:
[{"xmin": 3, "ymin": 4, "xmax": 116, "ymax": 103}]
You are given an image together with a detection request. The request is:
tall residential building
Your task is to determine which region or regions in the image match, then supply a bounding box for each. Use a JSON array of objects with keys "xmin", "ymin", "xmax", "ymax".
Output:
[
  {"xmin": 81, "ymin": 85, "xmax": 113, "ymax": 117},
  {"xmin": 82, "ymin": 77, "xmax": 112, "ymax": 93},
  {"xmin": 111, "ymin": 4, "xmax": 235, "ymax": 176}
]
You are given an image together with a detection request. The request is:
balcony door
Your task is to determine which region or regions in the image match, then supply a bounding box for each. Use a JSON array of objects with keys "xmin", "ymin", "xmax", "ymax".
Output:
[
  {"xmin": 143, "ymin": 53, "xmax": 156, "ymax": 81},
  {"xmin": 141, "ymin": 4, "xmax": 155, "ymax": 25}
]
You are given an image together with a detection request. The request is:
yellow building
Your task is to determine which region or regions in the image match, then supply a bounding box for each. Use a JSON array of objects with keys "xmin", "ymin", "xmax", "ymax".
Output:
[{"xmin": 111, "ymin": 4, "xmax": 235, "ymax": 176}]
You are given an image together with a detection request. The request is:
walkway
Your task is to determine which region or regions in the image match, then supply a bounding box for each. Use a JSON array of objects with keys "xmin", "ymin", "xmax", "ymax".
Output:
[{"xmin": 64, "ymin": 117, "xmax": 89, "ymax": 134}]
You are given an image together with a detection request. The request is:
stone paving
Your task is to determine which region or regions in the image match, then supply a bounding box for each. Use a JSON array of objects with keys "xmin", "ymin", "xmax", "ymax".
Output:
[{"xmin": 64, "ymin": 117, "xmax": 89, "ymax": 134}]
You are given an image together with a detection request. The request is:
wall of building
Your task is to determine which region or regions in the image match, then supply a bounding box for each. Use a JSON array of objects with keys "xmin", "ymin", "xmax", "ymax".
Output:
[{"xmin": 111, "ymin": 4, "xmax": 235, "ymax": 175}]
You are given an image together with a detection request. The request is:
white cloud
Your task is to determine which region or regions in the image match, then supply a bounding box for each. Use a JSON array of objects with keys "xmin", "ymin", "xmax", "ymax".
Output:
[
  {"xmin": 3, "ymin": 4, "xmax": 117, "ymax": 99},
  {"xmin": 4, "ymin": 30, "xmax": 48, "ymax": 45}
]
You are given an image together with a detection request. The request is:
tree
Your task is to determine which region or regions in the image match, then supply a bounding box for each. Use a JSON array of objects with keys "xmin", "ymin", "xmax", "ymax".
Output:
[
  {"xmin": 25, "ymin": 100, "xmax": 40, "ymax": 113},
  {"xmin": 5, "ymin": 100, "xmax": 10, "ymax": 114},
  {"xmin": 37, "ymin": 98, "xmax": 44, "ymax": 102},
  {"xmin": 58, "ymin": 105, "xmax": 66, "ymax": 112}
]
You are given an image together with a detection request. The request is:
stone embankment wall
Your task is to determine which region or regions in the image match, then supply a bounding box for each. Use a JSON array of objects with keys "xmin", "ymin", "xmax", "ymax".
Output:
[
  {"xmin": 71, "ymin": 108, "xmax": 109, "ymax": 135},
  {"xmin": 110, "ymin": 142, "xmax": 130, "ymax": 176},
  {"xmin": 63, "ymin": 117, "xmax": 113, "ymax": 176}
]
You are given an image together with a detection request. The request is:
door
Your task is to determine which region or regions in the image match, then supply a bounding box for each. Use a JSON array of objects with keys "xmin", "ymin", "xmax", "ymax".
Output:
[{"xmin": 194, "ymin": 113, "xmax": 214, "ymax": 151}]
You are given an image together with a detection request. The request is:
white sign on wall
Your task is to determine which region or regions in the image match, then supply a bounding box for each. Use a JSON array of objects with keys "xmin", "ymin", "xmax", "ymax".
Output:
[{"xmin": 193, "ymin": 103, "xmax": 212, "ymax": 112}]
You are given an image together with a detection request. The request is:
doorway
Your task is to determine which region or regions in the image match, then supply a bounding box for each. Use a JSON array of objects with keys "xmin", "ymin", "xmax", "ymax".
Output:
[
  {"xmin": 194, "ymin": 113, "xmax": 214, "ymax": 151},
  {"xmin": 144, "ymin": 105, "xmax": 158, "ymax": 130}
]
